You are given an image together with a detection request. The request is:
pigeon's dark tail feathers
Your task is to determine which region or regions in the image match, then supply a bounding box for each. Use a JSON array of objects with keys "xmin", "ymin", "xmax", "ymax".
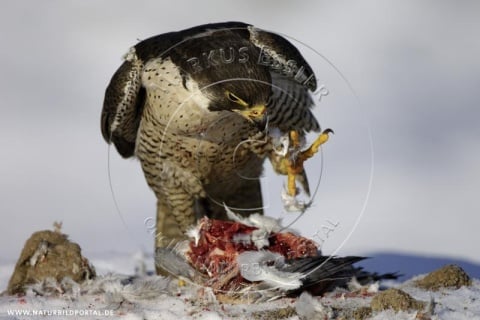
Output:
[
  {"xmin": 283, "ymin": 255, "xmax": 399, "ymax": 296},
  {"xmin": 282, "ymin": 255, "xmax": 365, "ymax": 295}
]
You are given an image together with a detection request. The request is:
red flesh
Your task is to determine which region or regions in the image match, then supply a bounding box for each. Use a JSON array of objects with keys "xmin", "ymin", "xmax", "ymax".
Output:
[{"xmin": 186, "ymin": 217, "xmax": 318, "ymax": 291}]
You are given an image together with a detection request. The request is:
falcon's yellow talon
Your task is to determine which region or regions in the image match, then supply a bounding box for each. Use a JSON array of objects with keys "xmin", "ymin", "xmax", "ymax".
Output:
[
  {"xmin": 287, "ymin": 172, "xmax": 297, "ymax": 197},
  {"xmin": 289, "ymin": 130, "xmax": 301, "ymax": 148},
  {"xmin": 301, "ymin": 128, "xmax": 333, "ymax": 160},
  {"xmin": 282, "ymin": 128, "xmax": 334, "ymax": 197},
  {"xmin": 269, "ymin": 129, "xmax": 333, "ymax": 197},
  {"xmin": 178, "ymin": 279, "xmax": 186, "ymax": 287}
]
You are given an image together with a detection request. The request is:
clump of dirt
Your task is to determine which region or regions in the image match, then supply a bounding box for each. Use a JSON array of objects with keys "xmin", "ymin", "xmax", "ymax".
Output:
[
  {"xmin": 336, "ymin": 306, "xmax": 373, "ymax": 320},
  {"xmin": 252, "ymin": 306, "xmax": 296, "ymax": 319},
  {"xmin": 351, "ymin": 306, "xmax": 373, "ymax": 320},
  {"xmin": 415, "ymin": 264, "xmax": 471, "ymax": 291},
  {"xmin": 371, "ymin": 288, "xmax": 425, "ymax": 312},
  {"xmin": 7, "ymin": 228, "xmax": 95, "ymax": 295}
]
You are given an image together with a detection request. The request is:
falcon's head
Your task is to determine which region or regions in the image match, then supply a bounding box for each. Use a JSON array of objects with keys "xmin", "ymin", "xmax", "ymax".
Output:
[
  {"xmin": 165, "ymin": 28, "xmax": 273, "ymax": 127},
  {"xmin": 193, "ymin": 64, "xmax": 272, "ymax": 125}
]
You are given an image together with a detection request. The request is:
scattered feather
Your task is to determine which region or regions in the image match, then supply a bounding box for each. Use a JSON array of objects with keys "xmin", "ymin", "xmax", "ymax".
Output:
[
  {"xmin": 295, "ymin": 291, "xmax": 333, "ymax": 320},
  {"xmin": 281, "ymin": 188, "xmax": 307, "ymax": 212},
  {"xmin": 224, "ymin": 203, "xmax": 282, "ymax": 232},
  {"xmin": 237, "ymin": 251, "xmax": 304, "ymax": 290},
  {"xmin": 29, "ymin": 241, "xmax": 49, "ymax": 267}
]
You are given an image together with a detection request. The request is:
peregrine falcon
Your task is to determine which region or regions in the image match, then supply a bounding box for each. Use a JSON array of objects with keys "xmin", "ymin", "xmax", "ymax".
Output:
[{"xmin": 101, "ymin": 22, "xmax": 323, "ymax": 273}]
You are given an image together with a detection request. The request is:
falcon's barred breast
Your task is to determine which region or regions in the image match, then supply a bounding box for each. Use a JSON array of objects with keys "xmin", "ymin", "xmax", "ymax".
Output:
[{"xmin": 101, "ymin": 22, "xmax": 321, "ymax": 274}]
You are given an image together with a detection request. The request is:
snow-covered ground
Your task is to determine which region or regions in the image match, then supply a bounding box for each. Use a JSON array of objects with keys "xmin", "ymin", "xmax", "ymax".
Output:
[
  {"xmin": 1, "ymin": 252, "xmax": 479, "ymax": 319},
  {"xmin": 1, "ymin": 0, "xmax": 480, "ymax": 270}
]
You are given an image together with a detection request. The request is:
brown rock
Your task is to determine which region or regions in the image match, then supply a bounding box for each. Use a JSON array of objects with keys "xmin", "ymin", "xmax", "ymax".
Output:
[
  {"xmin": 338, "ymin": 306, "xmax": 373, "ymax": 320},
  {"xmin": 252, "ymin": 306, "xmax": 296, "ymax": 319},
  {"xmin": 415, "ymin": 264, "xmax": 471, "ymax": 291},
  {"xmin": 371, "ymin": 288, "xmax": 425, "ymax": 312},
  {"xmin": 7, "ymin": 230, "xmax": 95, "ymax": 295},
  {"xmin": 352, "ymin": 306, "xmax": 373, "ymax": 320}
]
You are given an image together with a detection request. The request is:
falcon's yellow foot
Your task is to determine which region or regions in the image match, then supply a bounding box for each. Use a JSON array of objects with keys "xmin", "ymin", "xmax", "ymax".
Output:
[
  {"xmin": 287, "ymin": 173, "xmax": 298, "ymax": 197},
  {"xmin": 300, "ymin": 128, "xmax": 334, "ymax": 160},
  {"xmin": 286, "ymin": 128, "xmax": 334, "ymax": 197}
]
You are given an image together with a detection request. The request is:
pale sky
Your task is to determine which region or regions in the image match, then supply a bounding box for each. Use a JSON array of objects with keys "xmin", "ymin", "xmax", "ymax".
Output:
[{"xmin": 1, "ymin": 1, "xmax": 479, "ymax": 267}]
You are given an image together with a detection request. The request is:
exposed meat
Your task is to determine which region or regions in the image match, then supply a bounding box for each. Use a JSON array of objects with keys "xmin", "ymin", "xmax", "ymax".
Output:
[
  {"xmin": 268, "ymin": 232, "xmax": 318, "ymax": 259},
  {"xmin": 185, "ymin": 217, "xmax": 319, "ymax": 292}
]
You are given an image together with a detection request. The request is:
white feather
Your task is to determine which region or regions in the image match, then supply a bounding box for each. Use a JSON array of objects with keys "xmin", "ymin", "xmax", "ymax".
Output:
[
  {"xmin": 250, "ymin": 229, "xmax": 270, "ymax": 249},
  {"xmin": 237, "ymin": 251, "xmax": 304, "ymax": 291},
  {"xmin": 224, "ymin": 203, "xmax": 282, "ymax": 232},
  {"xmin": 269, "ymin": 127, "xmax": 290, "ymax": 156},
  {"xmin": 186, "ymin": 224, "xmax": 201, "ymax": 246},
  {"xmin": 29, "ymin": 241, "xmax": 48, "ymax": 267},
  {"xmin": 232, "ymin": 233, "xmax": 252, "ymax": 245},
  {"xmin": 122, "ymin": 46, "xmax": 137, "ymax": 62},
  {"xmin": 295, "ymin": 291, "xmax": 333, "ymax": 320},
  {"xmin": 224, "ymin": 203, "xmax": 245, "ymax": 222},
  {"xmin": 281, "ymin": 187, "xmax": 307, "ymax": 212}
]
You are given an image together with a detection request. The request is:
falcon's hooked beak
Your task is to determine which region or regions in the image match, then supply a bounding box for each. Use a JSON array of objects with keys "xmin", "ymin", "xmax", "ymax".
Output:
[{"xmin": 234, "ymin": 104, "xmax": 267, "ymax": 128}]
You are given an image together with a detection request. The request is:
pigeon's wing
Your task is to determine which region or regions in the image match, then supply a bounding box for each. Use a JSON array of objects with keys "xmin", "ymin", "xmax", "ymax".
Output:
[{"xmin": 155, "ymin": 246, "xmax": 206, "ymax": 281}]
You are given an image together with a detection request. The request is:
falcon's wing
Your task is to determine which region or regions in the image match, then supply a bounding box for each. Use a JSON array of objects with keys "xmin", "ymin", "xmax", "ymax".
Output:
[
  {"xmin": 267, "ymin": 73, "xmax": 320, "ymax": 133},
  {"xmin": 247, "ymin": 26, "xmax": 317, "ymax": 91},
  {"xmin": 246, "ymin": 26, "xmax": 320, "ymax": 134},
  {"xmin": 101, "ymin": 22, "xmax": 251, "ymax": 158},
  {"xmin": 101, "ymin": 54, "xmax": 145, "ymax": 158}
]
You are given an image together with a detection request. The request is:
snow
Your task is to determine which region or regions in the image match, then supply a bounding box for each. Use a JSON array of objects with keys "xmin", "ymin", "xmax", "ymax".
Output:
[{"xmin": 1, "ymin": 252, "xmax": 479, "ymax": 319}]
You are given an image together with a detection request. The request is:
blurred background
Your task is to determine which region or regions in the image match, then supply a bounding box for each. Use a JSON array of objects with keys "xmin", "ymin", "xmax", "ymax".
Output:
[{"xmin": 1, "ymin": 0, "xmax": 479, "ymax": 281}]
